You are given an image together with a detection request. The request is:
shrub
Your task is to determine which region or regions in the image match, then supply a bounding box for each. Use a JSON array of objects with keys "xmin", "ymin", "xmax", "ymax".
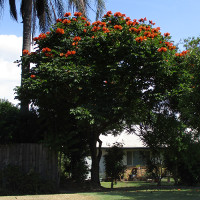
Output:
[{"xmin": 0, "ymin": 165, "xmax": 57, "ymax": 195}]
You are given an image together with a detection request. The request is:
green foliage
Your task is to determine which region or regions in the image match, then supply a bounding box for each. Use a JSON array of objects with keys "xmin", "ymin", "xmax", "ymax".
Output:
[
  {"xmin": 139, "ymin": 103, "xmax": 200, "ymax": 186},
  {"xmin": 60, "ymin": 143, "xmax": 90, "ymax": 183},
  {"xmin": 16, "ymin": 11, "xmax": 179, "ymax": 141},
  {"xmin": 104, "ymin": 143, "xmax": 126, "ymax": 188},
  {"xmin": 177, "ymin": 142, "xmax": 200, "ymax": 186},
  {"xmin": 0, "ymin": 99, "xmax": 45, "ymax": 143},
  {"xmin": 0, "ymin": 165, "xmax": 57, "ymax": 195},
  {"xmin": 173, "ymin": 37, "xmax": 200, "ymax": 132},
  {"xmin": 164, "ymin": 133, "xmax": 200, "ymax": 186},
  {"xmin": 16, "ymin": 11, "xmax": 182, "ymax": 184},
  {"xmin": 145, "ymin": 151, "xmax": 166, "ymax": 186},
  {"xmin": 0, "ymin": 99, "xmax": 20, "ymax": 143}
]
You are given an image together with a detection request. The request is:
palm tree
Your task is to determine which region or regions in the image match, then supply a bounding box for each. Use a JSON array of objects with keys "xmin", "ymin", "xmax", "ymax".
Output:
[{"xmin": 0, "ymin": 0, "xmax": 106, "ymax": 112}]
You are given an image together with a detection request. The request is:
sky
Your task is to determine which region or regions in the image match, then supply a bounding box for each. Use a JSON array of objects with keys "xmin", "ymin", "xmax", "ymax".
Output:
[{"xmin": 1, "ymin": 0, "xmax": 200, "ymax": 105}]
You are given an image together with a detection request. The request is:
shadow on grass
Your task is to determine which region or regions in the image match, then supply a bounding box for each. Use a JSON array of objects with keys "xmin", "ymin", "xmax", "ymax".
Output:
[
  {"xmin": 90, "ymin": 189, "xmax": 200, "ymax": 200},
  {"xmin": 60, "ymin": 182, "xmax": 200, "ymax": 200}
]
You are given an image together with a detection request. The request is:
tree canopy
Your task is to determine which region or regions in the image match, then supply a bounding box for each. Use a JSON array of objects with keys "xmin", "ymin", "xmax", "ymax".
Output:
[{"xmin": 16, "ymin": 11, "xmax": 188, "ymax": 185}]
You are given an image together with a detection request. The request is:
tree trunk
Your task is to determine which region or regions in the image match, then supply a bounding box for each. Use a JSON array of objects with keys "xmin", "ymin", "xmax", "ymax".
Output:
[
  {"xmin": 89, "ymin": 134, "xmax": 102, "ymax": 188},
  {"xmin": 111, "ymin": 179, "xmax": 114, "ymax": 189},
  {"xmin": 21, "ymin": 0, "xmax": 32, "ymax": 113}
]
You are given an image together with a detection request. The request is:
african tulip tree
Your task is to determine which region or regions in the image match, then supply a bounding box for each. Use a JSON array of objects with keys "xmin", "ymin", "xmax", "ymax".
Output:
[{"xmin": 16, "ymin": 11, "xmax": 184, "ymax": 186}]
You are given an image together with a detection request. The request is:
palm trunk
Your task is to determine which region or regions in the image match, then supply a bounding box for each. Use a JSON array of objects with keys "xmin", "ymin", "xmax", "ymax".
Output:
[{"xmin": 21, "ymin": 0, "xmax": 32, "ymax": 113}]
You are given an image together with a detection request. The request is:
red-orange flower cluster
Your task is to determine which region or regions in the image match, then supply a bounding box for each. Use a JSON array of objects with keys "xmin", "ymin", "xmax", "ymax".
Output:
[
  {"xmin": 64, "ymin": 12, "xmax": 71, "ymax": 17},
  {"xmin": 30, "ymin": 74, "xmax": 36, "ymax": 78},
  {"xmin": 23, "ymin": 49, "xmax": 30, "ymax": 55},
  {"xmin": 81, "ymin": 17, "xmax": 87, "ymax": 21},
  {"xmin": 84, "ymin": 21, "xmax": 91, "ymax": 26},
  {"xmin": 56, "ymin": 28, "xmax": 65, "ymax": 34},
  {"xmin": 56, "ymin": 18, "xmax": 62, "ymax": 23},
  {"xmin": 129, "ymin": 27, "xmax": 138, "ymax": 33},
  {"xmin": 42, "ymin": 47, "xmax": 51, "ymax": 53},
  {"xmin": 72, "ymin": 42, "xmax": 78, "ymax": 46},
  {"xmin": 158, "ymin": 47, "xmax": 167, "ymax": 52},
  {"xmin": 62, "ymin": 19, "xmax": 71, "ymax": 24},
  {"xmin": 74, "ymin": 12, "xmax": 82, "ymax": 17},
  {"xmin": 92, "ymin": 20, "xmax": 101, "ymax": 26},
  {"xmin": 91, "ymin": 26, "xmax": 101, "ymax": 32},
  {"xmin": 33, "ymin": 33, "xmax": 47, "ymax": 41},
  {"xmin": 164, "ymin": 32, "xmax": 170, "ymax": 37},
  {"xmin": 138, "ymin": 17, "xmax": 147, "ymax": 22},
  {"xmin": 65, "ymin": 50, "xmax": 76, "ymax": 57},
  {"xmin": 100, "ymin": 22, "xmax": 106, "ymax": 27},
  {"xmin": 102, "ymin": 27, "xmax": 110, "ymax": 33},
  {"xmin": 149, "ymin": 20, "xmax": 155, "ymax": 25},
  {"xmin": 135, "ymin": 36, "xmax": 147, "ymax": 42},
  {"xmin": 103, "ymin": 11, "xmax": 112, "ymax": 17},
  {"xmin": 144, "ymin": 31, "xmax": 154, "ymax": 38},
  {"xmin": 126, "ymin": 21, "xmax": 133, "ymax": 26},
  {"xmin": 175, "ymin": 50, "xmax": 189, "ymax": 57},
  {"xmin": 73, "ymin": 36, "xmax": 81, "ymax": 41},
  {"xmin": 114, "ymin": 25, "xmax": 123, "ymax": 30},
  {"xmin": 114, "ymin": 12, "xmax": 125, "ymax": 17},
  {"xmin": 165, "ymin": 42, "xmax": 176, "ymax": 50}
]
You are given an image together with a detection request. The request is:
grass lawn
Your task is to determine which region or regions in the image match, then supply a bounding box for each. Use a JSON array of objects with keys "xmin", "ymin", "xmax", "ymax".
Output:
[
  {"xmin": 101, "ymin": 178, "xmax": 174, "ymax": 188},
  {"xmin": 84, "ymin": 189, "xmax": 200, "ymax": 200},
  {"xmin": 1, "ymin": 181, "xmax": 200, "ymax": 200},
  {"xmin": 1, "ymin": 190, "xmax": 200, "ymax": 200}
]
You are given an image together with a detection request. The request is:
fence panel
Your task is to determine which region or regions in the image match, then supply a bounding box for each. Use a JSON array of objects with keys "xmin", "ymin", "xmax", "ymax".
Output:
[{"xmin": 0, "ymin": 143, "xmax": 58, "ymax": 185}]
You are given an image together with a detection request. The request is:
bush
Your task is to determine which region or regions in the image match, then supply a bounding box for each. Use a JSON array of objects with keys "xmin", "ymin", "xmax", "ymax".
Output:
[
  {"xmin": 104, "ymin": 142, "xmax": 126, "ymax": 188},
  {"xmin": 0, "ymin": 165, "xmax": 57, "ymax": 195}
]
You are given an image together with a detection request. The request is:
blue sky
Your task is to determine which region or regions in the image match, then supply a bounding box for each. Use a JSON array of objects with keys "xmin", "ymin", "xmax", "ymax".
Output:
[
  {"xmin": 0, "ymin": 0, "xmax": 200, "ymax": 104},
  {"xmin": 1, "ymin": 0, "xmax": 200, "ymax": 43}
]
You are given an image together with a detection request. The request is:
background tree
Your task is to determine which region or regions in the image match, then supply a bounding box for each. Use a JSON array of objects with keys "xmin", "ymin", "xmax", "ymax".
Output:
[
  {"xmin": 0, "ymin": 99, "xmax": 43, "ymax": 143},
  {"xmin": 0, "ymin": 99, "xmax": 20, "ymax": 143},
  {"xmin": 139, "ymin": 110, "xmax": 186, "ymax": 185},
  {"xmin": 139, "ymin": 94, "xmax": 200, "ymax": 186},
  {"xmin": 174, "ymin": 37, "xmax": 200, "ymax": 133},
  {"xmin": 104, "ymin": 142, "xmax": 125, "ymax": 189},
  {"xmin": 16, "ymin": 11, "xmax": 181, "ymax": 186}
]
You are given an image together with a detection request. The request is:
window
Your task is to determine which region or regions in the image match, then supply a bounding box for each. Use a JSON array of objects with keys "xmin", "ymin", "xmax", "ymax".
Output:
[
  {"xmin": 127, "ymin": 150, "xmax": 149, "ymax": 166},
  {"xmin": 127, "ymin": 151, "xmax": 132, "ymax": 165}
]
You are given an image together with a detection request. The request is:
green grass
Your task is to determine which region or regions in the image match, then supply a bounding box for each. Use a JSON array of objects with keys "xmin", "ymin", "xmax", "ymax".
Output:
[
  {"xmin": 79, "ymin": 180, "xmax": 199, "ymax": 199},
  {"xmin": 83, "ymin": 189, "xmax": 200, "ymax": 200},
  {"xmin": 101, "ymin": 179, "xmax": 174, "ymax": 188}
]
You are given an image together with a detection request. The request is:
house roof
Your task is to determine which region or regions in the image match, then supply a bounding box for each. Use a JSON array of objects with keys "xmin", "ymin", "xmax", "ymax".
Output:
[{"xmin": 99, "ymin": 127, "xmax": 145, "ymax": 148}]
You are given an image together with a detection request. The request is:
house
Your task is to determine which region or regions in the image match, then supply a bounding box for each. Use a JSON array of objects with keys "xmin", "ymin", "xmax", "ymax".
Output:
[{"xmin": 98, "ymin": 128, "xmax": 149, "ymax": 180}]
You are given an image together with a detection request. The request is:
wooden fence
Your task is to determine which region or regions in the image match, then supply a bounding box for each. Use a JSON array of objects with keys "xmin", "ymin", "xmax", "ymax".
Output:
[{"xmin": 0, "ymin": 143, "xmax": 59, "ymax": 185}]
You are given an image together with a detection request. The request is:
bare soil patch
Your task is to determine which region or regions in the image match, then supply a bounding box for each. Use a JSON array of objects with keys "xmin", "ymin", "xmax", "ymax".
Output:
[{"xmin": 0, "ymin": 194, "xmax": 97, "ymax": 200}]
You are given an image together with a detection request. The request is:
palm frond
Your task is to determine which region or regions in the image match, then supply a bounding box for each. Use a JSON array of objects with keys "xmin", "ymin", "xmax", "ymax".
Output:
[
  {"xmin": 20, "ymin": 0, "xmax": 25, "ymax": 20},
  {"xmin": 36, "ymin": 0, "xmax": 45, "ymax": 17},
  {"xmin": 32, "ymin": 1, "xmax": 37, "ymax": 38},
  {"xmin": 0, "ymin": 0, "xmax": 4, "ymax": 8},
  {"xmin": 95, "ymin": 0, "xmax": 105, "ymax": 20},
  {"xmin": 54, "ymin": 0, "xmax": 65, "ymax": 18},
  {"xmin": 0, "ymin": 0, "xmax": 5, "ymax": 18},
  {"xmin": 9, "ymin": 0, "xmax": 18, "ymax": 20},
  {"xmin": 67, "ymin": 0, "xmax": 105, "ymax": 20},
  {"xmin": 34, "ymin": 0, "xmax": 52, "ymax": 33},
  {"xmin": 67, "ymin": 0, "xmax": 87, "ymax": 16}
]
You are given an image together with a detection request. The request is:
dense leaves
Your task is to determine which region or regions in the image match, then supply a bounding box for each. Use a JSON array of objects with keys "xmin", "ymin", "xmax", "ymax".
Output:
[
  {"xmin": 16, "ymin": 11, "xmax": 183, "ymax": 185},
  {"xmin": 104, "ymin": 143, "xmax": 125, "ymax": 188},
  {"xmin": 0, "ymin": 99, "xmax": 44, "ymax": 143}
]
